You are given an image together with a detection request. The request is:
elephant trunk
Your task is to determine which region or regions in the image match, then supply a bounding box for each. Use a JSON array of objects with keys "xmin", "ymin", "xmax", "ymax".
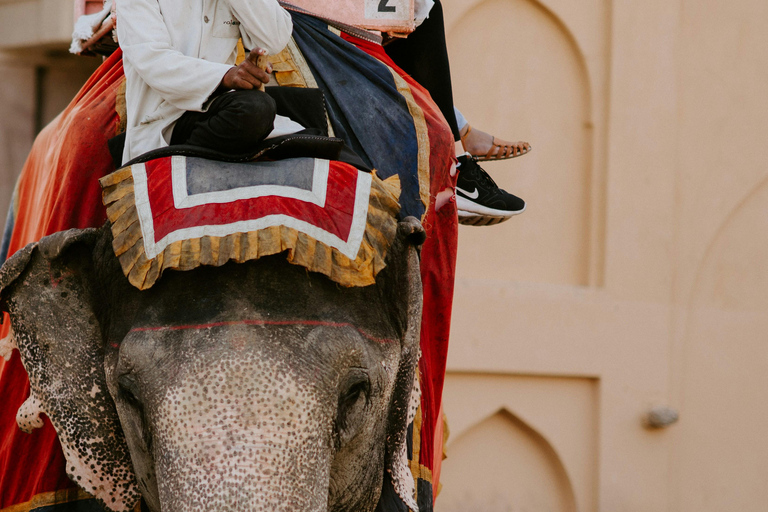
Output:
[{"xmin": 149, "ymin": 348, "xmax": 335, "ymax": 512}]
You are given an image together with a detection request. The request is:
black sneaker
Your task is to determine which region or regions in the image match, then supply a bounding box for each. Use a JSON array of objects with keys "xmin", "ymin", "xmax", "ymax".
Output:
[{"xmin": 455, "ymin": 155, "xmax": 526, "ymax": 226}]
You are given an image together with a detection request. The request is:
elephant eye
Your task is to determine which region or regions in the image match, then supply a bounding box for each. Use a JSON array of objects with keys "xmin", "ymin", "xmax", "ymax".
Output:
[
  {"xmin": 336, "ymin": 371, "xmax": 370, "ymax": 443},
  {"xmin": 117, "ymin": 374, "xmax": 141, "ymax": 404},
  {"xmin": 117, "ymin": 374, "xmax": 153, "ymax": 453},
  {"xmin": 342, "ymin": 379, "xmax": 369, "ymax": 408}
]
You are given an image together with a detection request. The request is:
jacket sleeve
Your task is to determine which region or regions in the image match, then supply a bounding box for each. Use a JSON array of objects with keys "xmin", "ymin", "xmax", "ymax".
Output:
[
  {"xmin": 116, "ymin": 0, "xmax": 233, "ymax": 112},
  {"xmin": 230, "ymin": 0, "xmax": 293, "ymax": 55}
]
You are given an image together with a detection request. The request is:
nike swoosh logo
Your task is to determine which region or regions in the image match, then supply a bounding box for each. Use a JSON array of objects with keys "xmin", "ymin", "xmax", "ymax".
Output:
[{"xmin": 456, "ymin": 186, "xmax": 479, "ymax": 199}]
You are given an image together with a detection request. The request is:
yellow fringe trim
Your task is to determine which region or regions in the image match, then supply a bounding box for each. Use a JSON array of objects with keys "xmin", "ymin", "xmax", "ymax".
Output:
[
  {"xmin": 268, "ymin": 44, "xmax": 310, "ymax": 88},
  {"xmin": 407, "ymin": 401, "xmax": 433, "ymax": 511},
  {"xmin": 408, "ymin": 404, "xmax": 434, "ymax": 487},
  {"xmin": 100, "ymin": 164, "xmax": 401, "ymax": 291},
  {"xmin": 0, "ymin": 488, "xmax": 136, "ymax": 512}
]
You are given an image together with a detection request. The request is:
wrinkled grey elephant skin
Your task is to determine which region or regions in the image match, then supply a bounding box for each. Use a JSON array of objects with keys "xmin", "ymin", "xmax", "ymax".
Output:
[{"xmin": 0, "ymin": 218, "xmax": 425, "ymax": 512}]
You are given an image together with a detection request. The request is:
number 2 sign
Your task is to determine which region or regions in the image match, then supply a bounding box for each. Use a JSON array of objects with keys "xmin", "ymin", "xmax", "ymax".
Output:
[
  {"xmin": 378, "ymin": 0, "xmax": 398, "ymax": 12},
  {"xmin": 283, "ymin": 0, "xmax": 416, "ymax": 33}
]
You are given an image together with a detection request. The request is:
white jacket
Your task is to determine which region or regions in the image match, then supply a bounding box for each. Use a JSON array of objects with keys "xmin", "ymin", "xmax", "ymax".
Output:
[{"xmin": 116, "ymin": 0, "xmax": 293, "ymax": 162}]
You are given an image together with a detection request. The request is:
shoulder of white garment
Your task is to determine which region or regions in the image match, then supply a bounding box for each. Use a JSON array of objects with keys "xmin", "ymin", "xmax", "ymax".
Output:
[
  {"xmin": 414, "ymin": 0, "xmax": 435, "ymax": 26},
  {"xmin": 228, "ymin": 0, "xmax": 294, "ymax": 55}
]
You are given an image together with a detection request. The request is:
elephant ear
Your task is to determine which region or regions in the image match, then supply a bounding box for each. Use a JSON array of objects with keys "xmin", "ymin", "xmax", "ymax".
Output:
[
  {"xmin": 0, "ymin": 228, "xmax": 141, "ymax": 512},
  {"xmin": 378, "ymin": 217, "xmax": 426, "ymax": 511}
]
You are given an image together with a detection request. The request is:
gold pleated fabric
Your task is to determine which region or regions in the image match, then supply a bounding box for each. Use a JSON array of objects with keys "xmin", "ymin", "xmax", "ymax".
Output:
[{"xmin": 100, "ymin": 165, "xmax": 401, "ymax": 291}]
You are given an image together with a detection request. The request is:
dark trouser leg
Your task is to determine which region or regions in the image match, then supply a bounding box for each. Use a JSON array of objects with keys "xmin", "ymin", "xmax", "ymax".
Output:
[
  {"xmin": 170, "ymin": 89, "xmax": 277, "ymax": 154},
  {"xmin": 384, "ymin": 0, "xmax": 461, "ymax": 141}
]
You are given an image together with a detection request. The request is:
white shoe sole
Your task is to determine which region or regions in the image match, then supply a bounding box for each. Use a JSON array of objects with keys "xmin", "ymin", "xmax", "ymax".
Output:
[{"xmin": 456, "ymin": 196, "xmax": 526, "ymax": 218}]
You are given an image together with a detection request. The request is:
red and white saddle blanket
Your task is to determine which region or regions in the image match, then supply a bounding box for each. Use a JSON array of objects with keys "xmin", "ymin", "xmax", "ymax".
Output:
[{"xmin": 100, "ymin": 155, "xmax": 401, "ymax": 290}]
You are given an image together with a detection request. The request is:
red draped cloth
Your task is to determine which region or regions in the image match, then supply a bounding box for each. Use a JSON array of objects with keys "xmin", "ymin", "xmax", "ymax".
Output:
[
  {"xmin": 0, "ymin": 50, "xmax": 124, "ymax": 511},
  {"xmin": 341, "ymin": 34, "xmax": 457, "ymax": 497}
]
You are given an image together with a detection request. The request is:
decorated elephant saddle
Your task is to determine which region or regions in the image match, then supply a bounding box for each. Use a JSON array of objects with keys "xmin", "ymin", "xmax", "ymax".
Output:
[{"xmin": 100, "ymin": 154, "xmax": 401, "ymax": 290}]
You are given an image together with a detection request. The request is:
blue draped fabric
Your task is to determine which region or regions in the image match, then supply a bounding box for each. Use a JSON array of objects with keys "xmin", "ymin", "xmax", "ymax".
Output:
[
  {"xmin": 290, "ymin": 12, "xmax": 425, "ymax": 220},
  {"xmin": 0, "ymin": 197, "xmax": 15, "ymax": 264}
]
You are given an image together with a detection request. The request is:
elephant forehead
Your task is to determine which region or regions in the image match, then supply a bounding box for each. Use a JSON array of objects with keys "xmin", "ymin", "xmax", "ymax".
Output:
[
  {"xmin": 156, "ymin": 348, "xmax": 326, "ymax": 434},
  {"xmin": 151, "ymin": 348, "xmax": 334, "ymax": 510}
]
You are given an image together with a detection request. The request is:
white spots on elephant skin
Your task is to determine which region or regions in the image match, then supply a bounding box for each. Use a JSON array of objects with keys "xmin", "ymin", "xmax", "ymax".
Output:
[
  {"xmin": 0, "ymin": 327, "xmax": 16, "ymax": 361},
  {"xmin": 9, "ymin": 309, "xmax": 141, "ymax": 512},
  {"xmin": 60, "ymin": 441, "xmax": 138, "ymax": 512},
  {"xmin": 16, "ymin": 394, "xmax": 44, "ymax": 433},
  {"xmin": 152, "ymin": 343, "xmax": 333, "ymax": 512},
  {"xmin": 391, "ymin": 364, "xmax": 421, "ymax": 511}
]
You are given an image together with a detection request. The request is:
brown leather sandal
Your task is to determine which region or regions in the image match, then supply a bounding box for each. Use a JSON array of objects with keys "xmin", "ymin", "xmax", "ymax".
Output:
[{"xmin": 461, "ymin": 124, "xmax": 531, "ymax": 162}]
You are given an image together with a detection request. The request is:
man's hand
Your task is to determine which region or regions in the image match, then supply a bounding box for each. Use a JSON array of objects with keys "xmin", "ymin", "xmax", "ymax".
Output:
[{"xmin": 221, "ymin": 48, "xmax": 273, "ymax": 91}]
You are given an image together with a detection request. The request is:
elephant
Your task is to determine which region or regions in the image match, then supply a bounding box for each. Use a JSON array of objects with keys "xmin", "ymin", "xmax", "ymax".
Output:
[{"xmin": 0, "ymin": 217, "xmax": 426, "ymax": 512}]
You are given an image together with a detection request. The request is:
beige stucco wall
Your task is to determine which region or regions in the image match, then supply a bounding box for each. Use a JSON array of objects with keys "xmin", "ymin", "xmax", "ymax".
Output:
[
  {"xmin": 0, "ymin": 1, "xmax": 766, "ymax": 510},
  {"xmin": 440, "ymin": 0, "xmax": 768, "ymax": 511},
  {"xmin": 0, "ymin": 48, "xmax": 99, "ymax": 229}
]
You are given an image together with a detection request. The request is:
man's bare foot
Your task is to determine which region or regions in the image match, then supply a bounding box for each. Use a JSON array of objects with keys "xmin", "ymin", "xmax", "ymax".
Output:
[{"xmin": 460, "ymin": 124, "xmax": 531, "ymax": 161}]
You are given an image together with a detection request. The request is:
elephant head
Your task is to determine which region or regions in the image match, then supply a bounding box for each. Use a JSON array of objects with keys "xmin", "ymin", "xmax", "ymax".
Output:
[{"xmin": 0, "ymin": 218, "xmax": 425, "ymax": 512}]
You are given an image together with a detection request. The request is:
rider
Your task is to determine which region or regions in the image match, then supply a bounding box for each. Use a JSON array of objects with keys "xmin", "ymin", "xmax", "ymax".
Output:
[
  {"xmin": 118, "ymin": 0, "xmax": 525, "ymax": 222},
  {"xmin": 386, "ymin": 0, "xmax": 530, "ymax": 221},
  {"xmin": 116, "ymin": 0, "xmax": 301, "ymax": 164}
]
